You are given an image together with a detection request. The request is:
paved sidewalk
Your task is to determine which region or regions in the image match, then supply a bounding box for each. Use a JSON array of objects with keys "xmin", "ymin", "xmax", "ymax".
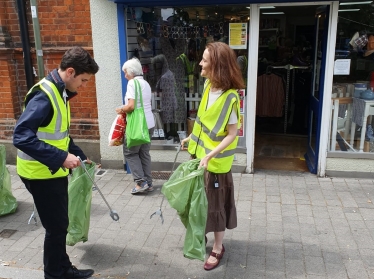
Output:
[{"xmin": 1, "ymin": 165, "xmax": 374, "ymax": 279}]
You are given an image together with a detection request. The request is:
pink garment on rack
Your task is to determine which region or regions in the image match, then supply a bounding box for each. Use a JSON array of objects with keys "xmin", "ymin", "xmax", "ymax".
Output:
[{"xmin": 256, "ymin": 74, "xmax": 285, "ymax": 117}]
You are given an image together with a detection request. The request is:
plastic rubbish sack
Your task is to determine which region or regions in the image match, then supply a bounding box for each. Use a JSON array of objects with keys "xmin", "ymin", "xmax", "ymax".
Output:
[
  {"xmin": 66, "ymin": 162, "xmax": 95, "ymax": 246},
  {"xmin": 162, "ymin": 159, "xmax": 207, "ymax": 261},
  {"xmin": 0, "ymin": 145, "xmax": 17, "ymax": 216}
]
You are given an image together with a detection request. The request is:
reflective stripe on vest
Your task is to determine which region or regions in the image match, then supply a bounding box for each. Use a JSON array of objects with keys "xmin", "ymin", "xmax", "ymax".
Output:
[
  {"xmin": 16, "ymin": 78, "xmax": 70, "ymax": 179},
  {"xmin": 193, "ymin": 93, "xmax": 238, "ymax": 142},
  {"xmin": 188, "ymin": 81, "xmax": 240, "ymax": 173}
]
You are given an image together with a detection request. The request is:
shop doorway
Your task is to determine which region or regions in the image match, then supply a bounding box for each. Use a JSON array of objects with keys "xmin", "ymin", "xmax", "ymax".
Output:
[{"xmin": 253, "ymin": 4, "xmax": 328, "ymax": 172}]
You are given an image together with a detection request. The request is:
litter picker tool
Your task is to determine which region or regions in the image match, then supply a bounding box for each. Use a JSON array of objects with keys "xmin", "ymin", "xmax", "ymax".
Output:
[
  {"xmin": 150, "ymin": 145, "xmax": 181, "ymax": 224},
  {"xmin": 28, "ymin": 204, "xmax": 38, "ymax": 225},
  {"xmin": 77, "ymin": 157, "xmax": 120, "ymax": 221}
]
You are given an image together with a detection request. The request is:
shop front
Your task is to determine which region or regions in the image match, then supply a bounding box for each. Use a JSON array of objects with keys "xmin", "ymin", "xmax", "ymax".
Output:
[
  {"xmin": 326, "ymin": 1, "xmax": 374, "ymax": 177},
  {"xmin": 91, "ymin": 0, "xmax": 373, "ymax": 177}
]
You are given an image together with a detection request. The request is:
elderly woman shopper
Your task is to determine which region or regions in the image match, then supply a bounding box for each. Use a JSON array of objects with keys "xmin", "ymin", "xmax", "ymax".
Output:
[
  {"xmin": 116, "ymin": 58, "xmax": 155, "ymax": 194},
  {"xmin": 181, "ymin": 42, "xmax": 245, "ymax": 271}
]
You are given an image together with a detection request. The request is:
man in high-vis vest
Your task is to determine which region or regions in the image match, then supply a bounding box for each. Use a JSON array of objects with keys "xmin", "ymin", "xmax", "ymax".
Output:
[{"xmin": 13, "ymin": 47, "xmax": 99, "ymax": 279}]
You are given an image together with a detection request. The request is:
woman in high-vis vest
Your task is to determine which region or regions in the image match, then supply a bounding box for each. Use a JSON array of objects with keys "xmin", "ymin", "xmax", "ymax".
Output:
[{"xmin": 181, "ymin": 42, "xmax": 245, "ymax": 271}]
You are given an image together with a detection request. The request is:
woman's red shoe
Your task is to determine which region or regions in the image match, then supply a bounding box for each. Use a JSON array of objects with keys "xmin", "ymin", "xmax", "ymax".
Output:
[{"xmin": 203, "ymin": 245, "xmax": 225, "ymax": 271}]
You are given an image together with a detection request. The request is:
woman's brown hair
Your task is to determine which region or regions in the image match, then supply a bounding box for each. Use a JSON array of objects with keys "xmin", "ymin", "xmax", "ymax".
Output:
[{"xmin": 205, "ymin": 42, "xmax": 245, "ymax": 91}]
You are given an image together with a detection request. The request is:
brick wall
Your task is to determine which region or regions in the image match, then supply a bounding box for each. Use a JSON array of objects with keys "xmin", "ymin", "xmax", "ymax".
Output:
[
  {"xmin": 26, "ymin": 0, "xmax": 93, "ymax": 47},
  {"xmin": 0, "ymin": 0, "xmax": 99, "ymax": 141},
  {"xmin": 0, "ymin": 1, "xmax": 18, "ymax": 47}
]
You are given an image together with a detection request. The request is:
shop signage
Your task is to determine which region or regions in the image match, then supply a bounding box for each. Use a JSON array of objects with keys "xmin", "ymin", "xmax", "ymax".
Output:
[
  {"xmin": 334, "ymin": 59, "xmax": 351, "ymax": 75},
  {"xmin": 229, "ymin": 23, "xmax": 248, "ymax": 49}
]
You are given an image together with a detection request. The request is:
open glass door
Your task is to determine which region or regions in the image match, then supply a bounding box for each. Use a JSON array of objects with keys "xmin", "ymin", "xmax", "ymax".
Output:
[{"xmin": 305, "ymin": 6, "xmax": 330, "ymax": 173}]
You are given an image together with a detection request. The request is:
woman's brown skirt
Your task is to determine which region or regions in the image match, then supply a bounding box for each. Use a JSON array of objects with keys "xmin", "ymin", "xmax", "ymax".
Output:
[{"xmin": 204, "ymin": 170, "xmax": 237, "ymax": 233}]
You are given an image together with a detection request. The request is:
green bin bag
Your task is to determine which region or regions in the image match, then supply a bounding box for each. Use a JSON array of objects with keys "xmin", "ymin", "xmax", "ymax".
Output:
[
  {"xmin": 66, "ymin": 162, "xmax": 95, "ymax": 246},
  {"xmin": 162, "ymin": 159, "xmax": 207, "ymax": 261},
  {"xmin": 0, "ymin": 145, "xmax": 17, "ymax": 216}
]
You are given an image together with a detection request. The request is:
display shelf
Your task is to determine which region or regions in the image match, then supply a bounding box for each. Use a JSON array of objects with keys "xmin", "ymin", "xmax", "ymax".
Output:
[{"xmin": 259, "ymin": 28, "xmax": 279, "ymax": 32}]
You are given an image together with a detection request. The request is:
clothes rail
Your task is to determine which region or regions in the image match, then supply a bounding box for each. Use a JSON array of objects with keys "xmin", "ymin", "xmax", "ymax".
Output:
[{"xmin": 266, "ymin": 64, "xmax": 310, "ymax": 133}]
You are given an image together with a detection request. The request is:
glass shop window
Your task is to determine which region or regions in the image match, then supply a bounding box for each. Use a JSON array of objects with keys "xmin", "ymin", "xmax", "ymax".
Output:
[
  {"xmin": 329, "ymin": 2, "xmax": 374, "ymax": 153},
  {"xmin": 125, "ymin": 6, "xmax": 249, "ymax": 147}
]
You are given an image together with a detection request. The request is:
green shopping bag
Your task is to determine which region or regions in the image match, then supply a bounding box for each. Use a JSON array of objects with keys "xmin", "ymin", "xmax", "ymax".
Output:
[
  {"xmin": 66, "ymin": 162, "xmax": 95, "ymax": 246},
  {"xmin": 162, "ymin": 159, "xmax": 207, "ymax": 261},
  {"xmin": 0, "ymin": 145, "xmax": 17, "ymax": 216},
  {"xmin": 126, "ymin": 79, "xmax": 150, "ymax": 148}
]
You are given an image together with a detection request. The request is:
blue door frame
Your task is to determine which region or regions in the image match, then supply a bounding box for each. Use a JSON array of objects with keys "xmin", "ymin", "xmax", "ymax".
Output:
[
  {"xmin": 117, "ymin": 4, "xmax": 128, "ymax": 103},
  {"xmin": 305, "ymin": 7, "xmax": 330, "ymax": 174}
]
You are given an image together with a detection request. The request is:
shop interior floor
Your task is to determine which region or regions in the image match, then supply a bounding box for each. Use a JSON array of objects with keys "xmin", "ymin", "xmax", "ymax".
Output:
[{"xmin": 254, "ymin": 133, "xmax": 308, "ymax": 172}]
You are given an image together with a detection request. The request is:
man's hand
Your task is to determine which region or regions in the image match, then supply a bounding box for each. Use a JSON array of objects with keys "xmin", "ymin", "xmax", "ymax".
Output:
[{"xmin": 62, "ymin": 153, "xmax": 80, "ymax": 169}]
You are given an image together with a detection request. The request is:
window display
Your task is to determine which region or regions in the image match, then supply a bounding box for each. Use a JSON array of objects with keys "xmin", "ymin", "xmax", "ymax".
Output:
[
  {"xmin": 329, "ymin": 4, "xmax": 374, "ymax": 153},
  {"xmin": 125, "ymin": 6, "xmax": 249, "ymax": 146}
]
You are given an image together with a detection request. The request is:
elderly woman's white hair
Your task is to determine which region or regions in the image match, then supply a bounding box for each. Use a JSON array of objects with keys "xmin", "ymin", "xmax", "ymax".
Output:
[{"xmin": 122, "ymin": 58, "xmax": 143, "ymax": 77}]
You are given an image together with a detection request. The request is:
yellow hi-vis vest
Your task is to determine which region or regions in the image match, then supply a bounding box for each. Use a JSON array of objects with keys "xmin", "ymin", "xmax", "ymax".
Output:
[
  {"xmin": 17, "ymin": 78, "xmax": 70, "ymax": 179},
  {"xmin": 188, "ymin": 81, "xmax": 240, "ymax": 173}
]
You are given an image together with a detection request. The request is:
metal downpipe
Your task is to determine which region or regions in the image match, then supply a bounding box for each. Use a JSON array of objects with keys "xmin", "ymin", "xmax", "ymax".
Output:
[
  {"xmin": 15, "ymin": 0, "xmax": 34, "ymax": 90},
  {"xmin": 30, "ymin": 0, "xmax": 44, "ymax": 80}
]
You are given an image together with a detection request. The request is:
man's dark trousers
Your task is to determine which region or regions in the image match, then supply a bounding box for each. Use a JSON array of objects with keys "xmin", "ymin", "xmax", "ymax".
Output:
[{"xmin": 21, "ymin": 177, "xmax": 72, "ymax": 279}]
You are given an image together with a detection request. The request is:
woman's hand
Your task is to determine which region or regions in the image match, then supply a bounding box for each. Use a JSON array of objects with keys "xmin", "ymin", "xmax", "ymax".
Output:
[
  {"xmin": 115, "ymin": 106, "xmax": 124, "ymax": 115},
  {"xmin": 197, "ymin": 124, "xmax": 238, "ymax": 169},
  {"xmin": 180, "ymin": 135, "xmax": 191, "ymax": 150},
  {"xmin": 199, "ymin": 155, "xmax": 211, "ymax": 169}
]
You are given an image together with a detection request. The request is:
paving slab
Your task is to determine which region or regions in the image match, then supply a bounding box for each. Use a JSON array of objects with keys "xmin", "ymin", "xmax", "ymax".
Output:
[{"xmin": 1, "ymin": 165, "xmax": 374, "ymax": 279}]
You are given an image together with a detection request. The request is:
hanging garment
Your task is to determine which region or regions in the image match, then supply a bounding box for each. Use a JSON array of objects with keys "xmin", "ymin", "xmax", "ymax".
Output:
[
  {"xmin": 256, "ymin": 73, "xmax": 285, "ymax": 117},
  {"xmin": 156, "ymin": 69, "xmax": 178, "ymax": 124},
  {"xmin": 152, "ymin": 54, "xmax": 178, "ymax": 124},
  {"xmin": 160, "ymin": 37, "xmax": 186, "ymax": 123}
]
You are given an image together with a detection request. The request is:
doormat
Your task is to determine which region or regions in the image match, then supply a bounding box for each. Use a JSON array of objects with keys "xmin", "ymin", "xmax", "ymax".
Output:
[
  {"xmin": 254, "ymin": 156, "xmax": 308, "ymax": 172},
  {"xmin": 259, "ymin": 146, "xmax": 286, "ymax": 157}
]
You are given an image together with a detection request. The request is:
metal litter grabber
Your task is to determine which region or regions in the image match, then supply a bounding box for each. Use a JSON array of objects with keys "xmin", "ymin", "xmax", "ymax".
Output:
[
  {"xmin": 150, "ymin": 145, "xmax": 181, "ymax": 224},
  {"xmin": 28, "ymin": 204, "xmax": 38, "ymax": 225},
  {"xmin": 78, "ymin": 157, "xmax": 120, "ymax": 221}
]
